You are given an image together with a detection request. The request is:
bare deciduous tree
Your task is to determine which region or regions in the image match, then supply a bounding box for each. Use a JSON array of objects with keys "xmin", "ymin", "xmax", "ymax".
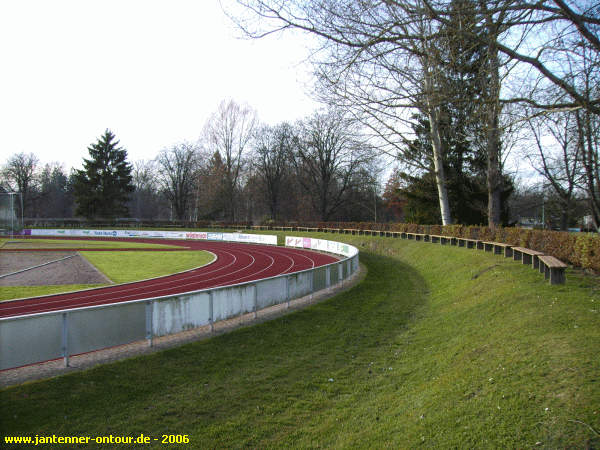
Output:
[
  {"xmin": 203, "ymin": 99, "xmax": 257, "ymax": 222},
  {"xmin": 1, "ymin": 152, "xmax": 39, "ymax": 216},
  {"xmin": 294, "ymin": 110, "xmax": 373, "ymax": 221},
  {"xmin": 253, "ymin": 122, "xmax": 297, "ymax": 221},
  {"xmin": 526, "ymin": 111, "xmax": 582, "ymax": 229},
  {"xmin": 155, "ymin": 143, "xmax": 199, "ymax": 221}
]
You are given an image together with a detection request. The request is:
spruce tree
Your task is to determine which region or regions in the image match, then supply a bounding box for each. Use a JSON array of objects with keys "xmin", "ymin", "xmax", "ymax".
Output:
[{"xmin": 73, "ymin": 129, "xmax": 134, "ymax": 219}]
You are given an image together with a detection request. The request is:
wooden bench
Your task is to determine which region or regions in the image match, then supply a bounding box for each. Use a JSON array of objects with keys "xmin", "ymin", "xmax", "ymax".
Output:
[
  {"xmin": 482, "ymin": 241, "xmax": 513, "ymax": 257},
  {"xmin": 429, "ymin": 234, "xmax": 449, "ymax": 245},
  {"xmin": 512, "ymin": 247, "xmax": 544, "ymax": 269},
  {"xmin": 456, "ymin": 237, "xmax": 480, "ymax": 249},
  {"xmin": 406, "ymin": 233, "xmax": 429, "ymax": 242},
  {"xmin": 538, "ymin": 255, "xmax": 567, "ymax": 285}
]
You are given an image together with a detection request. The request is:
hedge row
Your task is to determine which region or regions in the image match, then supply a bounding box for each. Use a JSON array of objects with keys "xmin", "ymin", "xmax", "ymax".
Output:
[{"xmin": 266, "ymin": 221, "xmax": 600, "ymax": 273}]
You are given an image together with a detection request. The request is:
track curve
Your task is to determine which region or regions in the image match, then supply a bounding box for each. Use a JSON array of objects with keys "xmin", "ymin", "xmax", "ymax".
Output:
[{"xmin": 0, "ymin": 237, "xmax": 339, "ymax": 318}]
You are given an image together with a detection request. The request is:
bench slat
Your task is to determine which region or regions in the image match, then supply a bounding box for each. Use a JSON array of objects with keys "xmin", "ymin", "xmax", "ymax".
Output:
[
  {"xmin": 512, "ymin": 247, "xmax": 543, "ymax": 256},
  {"xmin": 539, "ymin": 255, "xmax": 567, "ymax": 268}
]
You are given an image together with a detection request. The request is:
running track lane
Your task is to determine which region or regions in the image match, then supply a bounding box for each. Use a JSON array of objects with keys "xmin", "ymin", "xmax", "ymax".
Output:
[{"xmin": 0, "ymin": 238, "xmax": 339, "ymax": 318}]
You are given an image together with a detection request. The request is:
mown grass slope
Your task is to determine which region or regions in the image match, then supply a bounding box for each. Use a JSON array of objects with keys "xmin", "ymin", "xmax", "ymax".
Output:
[{"xmin": 1, "ymin": 233, "xmax": 598, "ymax": 448}]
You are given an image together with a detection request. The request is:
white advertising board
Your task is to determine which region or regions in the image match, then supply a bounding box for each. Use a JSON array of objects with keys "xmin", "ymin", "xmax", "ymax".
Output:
[
  {"xmin": 285, "ymin": 235, "xmax": 357, "ymax": 258},
  {"xmin": 26, "ymin": 229, "xmax": 277, "ymax": 246},
  {"xmin": 185, "ymin": 232, "xmax": 208, "ymax": 240},
  {"xmin": 285, "ymin": 236, "xmax": 304, "ymax": 248},
  {"xmin": 222, "ymin": 233, "xmax": 277, "ymax": 245}
]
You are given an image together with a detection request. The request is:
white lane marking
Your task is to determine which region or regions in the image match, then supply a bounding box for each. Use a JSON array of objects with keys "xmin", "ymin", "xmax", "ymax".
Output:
[{"xmin": 0, "ymin": 254, "xmax": 76, "ymax": 279}]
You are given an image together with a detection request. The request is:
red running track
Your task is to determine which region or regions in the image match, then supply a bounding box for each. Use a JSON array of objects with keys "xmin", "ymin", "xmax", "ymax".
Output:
[{"xmin": 0, "ymin": 237, "xmax": 339, "ymax": 318}]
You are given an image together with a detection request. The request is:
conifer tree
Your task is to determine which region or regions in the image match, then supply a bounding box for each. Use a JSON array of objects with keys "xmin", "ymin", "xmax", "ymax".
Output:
[{"xmin": 73, "ymin": 130, "xmax": 134, "ymax": 219}]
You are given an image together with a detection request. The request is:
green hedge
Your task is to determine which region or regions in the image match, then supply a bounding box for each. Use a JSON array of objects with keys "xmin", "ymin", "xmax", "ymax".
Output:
[{"xmin": 269, "ymin": 221, "xmax": 599, "ymax": 272}]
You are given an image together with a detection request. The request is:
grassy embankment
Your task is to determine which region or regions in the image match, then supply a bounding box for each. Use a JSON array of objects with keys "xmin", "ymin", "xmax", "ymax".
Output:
[
  {"xmin": 1, "ymin": 232, "xmax": 599, "ymax": 448},
  {"xmin": 0, "ymin": 239, "xmax": 214, "ymax": 301}
]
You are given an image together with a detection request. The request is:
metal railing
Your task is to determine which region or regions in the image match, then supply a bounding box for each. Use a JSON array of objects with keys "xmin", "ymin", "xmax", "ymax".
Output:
[{"xmin": 0, "ymin": 237, "xmax": 358, "ymax": 371}]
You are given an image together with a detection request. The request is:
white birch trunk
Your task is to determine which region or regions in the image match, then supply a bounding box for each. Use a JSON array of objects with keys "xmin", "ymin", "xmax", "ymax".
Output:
[{"xmin": 423, "ymin": 67, "xmax": 452, "ymax": 225}]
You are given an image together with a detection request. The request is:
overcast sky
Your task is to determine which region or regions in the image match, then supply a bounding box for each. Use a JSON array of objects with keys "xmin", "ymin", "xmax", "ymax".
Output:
[{"xmin": 0, "ymin": 0, "xmax": 319, "ymax": 170}]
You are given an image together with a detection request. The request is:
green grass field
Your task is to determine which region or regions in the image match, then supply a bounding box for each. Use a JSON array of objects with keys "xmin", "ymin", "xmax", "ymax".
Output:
[
  {"xmin": 0, "ymin": 250, "xmax": 214, "ymax": 301},
  {"xmin": 1, "ymin": 233, "xmax": 599, "ymax": 448},
  {"xmin": 81, "ymin": 250, "xmax": 215, "ymax": 284}
]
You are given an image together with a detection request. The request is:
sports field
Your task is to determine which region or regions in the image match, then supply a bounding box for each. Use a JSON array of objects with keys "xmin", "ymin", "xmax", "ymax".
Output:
[
  {"xmin": 0, "ymin": 247, "xmax": 214, "ymax": 301},
  {"xmin": 1, "ymin": 231, "xmax": 598, "ymax": 448}
]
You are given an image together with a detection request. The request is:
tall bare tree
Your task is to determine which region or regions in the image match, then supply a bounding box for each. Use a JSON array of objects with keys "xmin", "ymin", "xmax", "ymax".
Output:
[
  {"xmin": 155, "ymin": 143, "xmax": 199, "ymax": 221},
  {"xmin": 203, "ymin": 99, "xmax": 257, "ymax": 222},
  {"xmin": 38, "ymin": 162, "xmax": 71, "ymax": 218},
  {"xmin": 1, "ymin": 152, "xmax": 39, "ymax": 217},
  {"xmin": 130, "ymin": 160, "xmax": 164, "ymax": 220},
  {"xmin": 294, "ymin": 110, "xmax": 372, "ymax": 221},
  {"xmin": 526, "ymin": 111, "xmax": 583, "ymax": 229},
  {"xmin": 253, "ymin": 122, "xmax": 297, "ymax": 220},
  {"xmin": 576, "ymin": 105, "xmax": 600, "ymax": 230}
]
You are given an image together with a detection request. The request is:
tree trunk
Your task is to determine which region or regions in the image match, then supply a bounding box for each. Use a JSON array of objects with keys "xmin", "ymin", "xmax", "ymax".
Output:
[
  {"xmin": 428, "ymin": 108, "xmax": 453, "ymax": 225},
  {"xmin": 423, "ymin": 63, "xmax": 452, "ymax": 226},
  {"xmin": 486, "ymin": 50, "xmax": 503, "ymax": 227}
]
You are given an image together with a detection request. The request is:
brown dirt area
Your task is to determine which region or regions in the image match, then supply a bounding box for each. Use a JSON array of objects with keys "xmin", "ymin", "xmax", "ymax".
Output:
[{"xmin": 0, "ymin": 251, "xmax": 112, "ymax": 286}]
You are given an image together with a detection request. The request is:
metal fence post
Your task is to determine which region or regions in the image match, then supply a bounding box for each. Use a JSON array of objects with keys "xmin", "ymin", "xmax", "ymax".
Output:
[
  {"xmin": 339, "ymin": 262, "xmax": 344, "ymax": 288},
  {"xmin": 145, "ymin": 300, "xmax": 153, "ymax": 347},
  {"xmin": 326, "ymin": 265, "xmax": 331, "ymax": 290},
  {"xmin": 310, "ymin": 270, "xmax": 314, "ymax": 300},
  {"xmin": 209, "ymin": 291, "xmax": 214, "ymax": 333},
  {"xmin": 253, "ymin": 283, "xmax": 258, "ymax": 319},
  {"xmin": 286, "ymin": 275, "xmax": 290, "ymax": 309},
  {"xmin": 62, "ymin": 312, "xmax": 69, "ymax": 367}
]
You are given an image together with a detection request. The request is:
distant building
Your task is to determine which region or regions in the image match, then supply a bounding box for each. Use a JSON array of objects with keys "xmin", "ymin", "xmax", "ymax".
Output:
[
  {"xmin": 582, "ymin": 215, "xmax": 595, "ymax": 231},
  {"xmin": 518, "ymin": 216, "xmax": 542, "ymax": 229}
]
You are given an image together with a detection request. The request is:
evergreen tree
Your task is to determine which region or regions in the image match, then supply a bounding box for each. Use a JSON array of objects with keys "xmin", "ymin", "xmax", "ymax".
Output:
[
  {"xmin": 397, "ymin": 113, "xmax": 513, "ymax": 225},
  {"xmin": 73, "ymin": 130, "xmax": 134, "ymax": 219}
]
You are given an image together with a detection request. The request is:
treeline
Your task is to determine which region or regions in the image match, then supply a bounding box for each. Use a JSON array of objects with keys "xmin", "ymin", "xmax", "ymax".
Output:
[{"xmin": 0, "ymin": 102, "xmax": 400, "ymax": 225}]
